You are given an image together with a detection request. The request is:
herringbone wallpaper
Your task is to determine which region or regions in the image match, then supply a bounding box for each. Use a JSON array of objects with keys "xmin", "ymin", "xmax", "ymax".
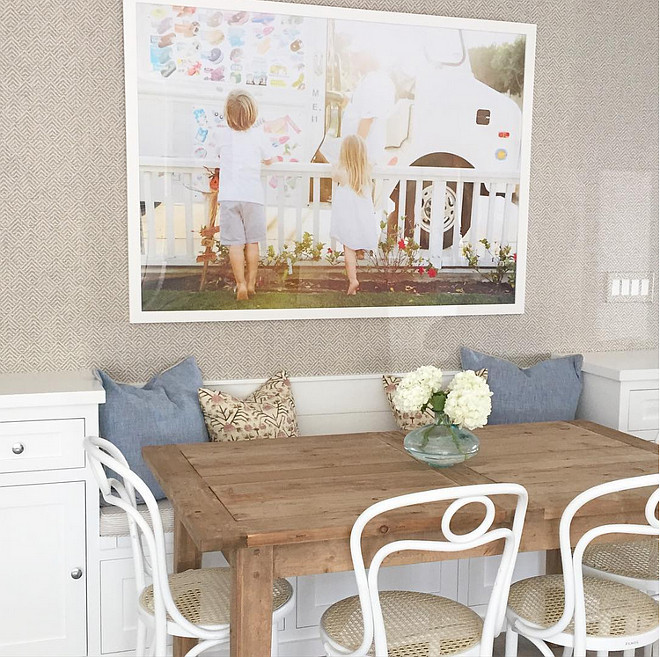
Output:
[{"xmin": 1, "ymin": 0, "xmax": 657, "ymax": 381}]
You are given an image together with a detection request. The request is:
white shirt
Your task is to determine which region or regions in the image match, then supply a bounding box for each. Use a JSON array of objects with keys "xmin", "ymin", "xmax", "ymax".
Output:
[
  {"xmin": 342, "ymin": 70, "xmax": 396, "ymax": 165},
  {"xmin": 216, "ymin": 127, "xmax": 273, "ymax": 204}
]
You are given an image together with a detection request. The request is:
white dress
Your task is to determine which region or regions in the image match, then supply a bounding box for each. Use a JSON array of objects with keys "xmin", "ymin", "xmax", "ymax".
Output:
[{"xmin": 330, "ymin": 182, "xmax": 380, "ymax": 252}]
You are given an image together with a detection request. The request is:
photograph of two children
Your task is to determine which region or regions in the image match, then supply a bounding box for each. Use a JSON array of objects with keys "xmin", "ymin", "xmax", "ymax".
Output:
[{"xmin": 125, "ymin": 0, "xmax": 536, "ymax": 322}]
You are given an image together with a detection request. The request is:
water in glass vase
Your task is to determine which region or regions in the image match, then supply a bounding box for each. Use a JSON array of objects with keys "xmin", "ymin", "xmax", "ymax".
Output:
[{"xmin": 404, "ymin": 412, "xmax": 480, "ymax": 468}]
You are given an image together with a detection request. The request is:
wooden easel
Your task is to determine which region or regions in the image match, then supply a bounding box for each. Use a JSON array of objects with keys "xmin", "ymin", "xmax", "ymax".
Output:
[{"xmin": 197, "ymin": 167, "xmax": 219, "ymax": 291}]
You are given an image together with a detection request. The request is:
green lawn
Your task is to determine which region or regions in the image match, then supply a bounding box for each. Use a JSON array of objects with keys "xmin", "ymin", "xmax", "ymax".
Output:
[{"xmin": 142, "ymin": 289, "xmax": 513, "ymax": 311}]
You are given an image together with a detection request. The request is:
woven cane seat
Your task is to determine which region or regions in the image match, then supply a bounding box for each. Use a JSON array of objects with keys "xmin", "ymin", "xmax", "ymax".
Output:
[
  {"xmin": 583, "ymin": 538, "xmax": 659, "ymax": 581},
  {"xmin": 321, "ymin": 591, "xmax": 482, "ymax": 656},
  {"xmin": 139, "ymin": 568, "xmax": 293, "ymax": 625},
  {"xmin": 508, "ymin": 574, "xmax": 659, "ymax": 637}
]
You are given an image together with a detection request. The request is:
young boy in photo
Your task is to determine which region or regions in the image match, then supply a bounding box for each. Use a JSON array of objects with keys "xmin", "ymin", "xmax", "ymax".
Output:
[{"xmin": 217, "ymin": 89, "xmax": 273, "ymax": 300}]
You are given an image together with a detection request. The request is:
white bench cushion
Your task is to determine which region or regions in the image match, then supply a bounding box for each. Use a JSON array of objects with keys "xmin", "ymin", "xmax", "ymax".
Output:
[{"xmin": 100, "ymin": 499, "xmax": 175, "ymax": 537}]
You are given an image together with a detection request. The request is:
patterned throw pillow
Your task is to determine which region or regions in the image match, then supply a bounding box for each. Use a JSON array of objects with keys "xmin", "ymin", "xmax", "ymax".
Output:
[
  {"xmin": 382, "ymin": 370, "xmax": 488, "ymax": 431},
  {"xmin": 199, "ymin": 371, "xmax": 298, "ymax": 442}
]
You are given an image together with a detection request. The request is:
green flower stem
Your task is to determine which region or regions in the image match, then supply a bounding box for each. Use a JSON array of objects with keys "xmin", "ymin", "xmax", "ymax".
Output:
[
  {"xmin": 449, "ymin": 425, "xmax": 468, "ymax": 456},
  {"xmin": 418, "ymin": 412, "xmax": 469, "ymax": 457}
]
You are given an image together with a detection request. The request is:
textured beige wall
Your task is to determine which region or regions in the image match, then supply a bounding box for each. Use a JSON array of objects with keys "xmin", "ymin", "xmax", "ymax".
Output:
[{"xmin": 1, "ymin": 0, "xmax": 658, "ymax": 381}]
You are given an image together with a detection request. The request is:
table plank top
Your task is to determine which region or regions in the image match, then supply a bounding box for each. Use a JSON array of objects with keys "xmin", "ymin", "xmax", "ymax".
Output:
[{"xmin": 143, "ymin": 420, "xmax": 658, "ymax": 553}]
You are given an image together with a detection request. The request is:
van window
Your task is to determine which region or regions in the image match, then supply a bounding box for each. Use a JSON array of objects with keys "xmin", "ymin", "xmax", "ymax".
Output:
[{"xmin": 423, "ymin": 28, "xmax": 465, "ymax": 66}]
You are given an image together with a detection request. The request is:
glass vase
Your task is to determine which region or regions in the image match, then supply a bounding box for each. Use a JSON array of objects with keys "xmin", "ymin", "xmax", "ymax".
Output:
[{"xmin": 403, "ymin": 412, "xmax": 480, "ymax": 468}]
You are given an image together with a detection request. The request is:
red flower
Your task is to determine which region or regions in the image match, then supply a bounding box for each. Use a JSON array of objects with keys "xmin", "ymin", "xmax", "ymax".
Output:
[
  {"xmin": 513, "ymin": 253, "xmax": 517, "ymax": 262},
  {"xmin": 327, "ymin": 248, "xmax": 332, "ymax": 253},
  {"xmin": 397, "ymin": 239, "xmax": 406, "ymax": 249},
  {"xmin": 417, "ymin": 267, "xmax": 425, "ymax": 275},
  {"xmin": 428, "ymin": 268, "xmax": 437, "ymax": 278}
]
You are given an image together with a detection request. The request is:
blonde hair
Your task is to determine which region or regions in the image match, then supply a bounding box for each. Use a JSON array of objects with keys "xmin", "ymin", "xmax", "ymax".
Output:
[
  {"xmin": 338, "ymin": 134, "xmax": 371, "ymax": 195},
  {"xmin": 225, "ymin": 90, "xmax": 257, "ymax": 131}
]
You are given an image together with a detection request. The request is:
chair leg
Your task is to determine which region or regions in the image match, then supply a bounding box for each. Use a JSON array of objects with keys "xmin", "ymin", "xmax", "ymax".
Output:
[
  {"xmin": 622, "ymin": 650, "xmax": 634, "ymax": 657},
  {"xmin": 562, "ymin": 647, "xmax": 572, "ymax": 657},
  {"xmin": 504, "ymin": 626, "xmax": 518, "ymax": 657},
  {"xmin": 135, "ymin": 619, "xmax": 147, "ymax": 657},
  {"xmin": 595, "ymin": 652, "xmax": 608, "ymax": 657},
  {"xmin": 146, "ymin": 637, "xmax": 156, "ymax": 657},
  {"xmin": 271, "ymin": 622, "xmax": 279, "ymax": 657}
]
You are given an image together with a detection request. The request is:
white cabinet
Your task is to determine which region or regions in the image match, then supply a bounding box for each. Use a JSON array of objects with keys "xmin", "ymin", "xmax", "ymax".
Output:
[
  {"xmin": 0, "ymin": 482, "xmax": 87, "ymax": 657},
  {"xmin": 578, "ymin": 350, "xmax": 659, "ymax": 442},
  {"xmin": 0, "ymin": 371, "xmax": 105, "ymax": 657}
]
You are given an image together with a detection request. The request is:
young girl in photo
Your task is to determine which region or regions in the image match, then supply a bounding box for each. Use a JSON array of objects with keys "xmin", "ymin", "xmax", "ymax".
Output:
[
  {"xmin": 217, "ymin": 89, "xmax": 273, "ymax": 300},
  {"xmin": 330, "ymin": 134, "xmax": 379, "ymax": 295}
]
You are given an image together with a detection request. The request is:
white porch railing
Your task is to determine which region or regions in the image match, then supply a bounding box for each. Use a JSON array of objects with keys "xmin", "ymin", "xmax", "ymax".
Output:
[{"xmin": 138, "ymin": 159, "xmax": 519, "ymax": 268}]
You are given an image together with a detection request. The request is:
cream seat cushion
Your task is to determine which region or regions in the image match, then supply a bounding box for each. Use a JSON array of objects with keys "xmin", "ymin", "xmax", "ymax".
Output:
[
  {"xmin": 508, "ymin": 574, "xmax": 658, "ymax": 637},
  {"xmin": 139, "ymin": 568, "xmax": 293, "ymax": 624},
  {"xmin": 100, "ymin": 499, "xmax": 175, "ymax": 537},
  {"xmin": 321, "ymin": 591, "xmax": 482, "ymax": 656},
  {"xmin": 583, "ymin": 537, "xmax": 659, "ymax": 581}
]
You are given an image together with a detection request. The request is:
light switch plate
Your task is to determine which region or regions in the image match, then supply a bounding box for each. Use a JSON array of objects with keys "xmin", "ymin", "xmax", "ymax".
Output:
[{"xmin": 606, "ymin": 272, "xmax": 655, "ymax": 303}]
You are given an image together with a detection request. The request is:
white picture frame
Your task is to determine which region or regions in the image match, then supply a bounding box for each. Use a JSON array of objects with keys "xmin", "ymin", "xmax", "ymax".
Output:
[{"xmin": 124, "ymin": 0, "xmax": 536, "ymax": 322}]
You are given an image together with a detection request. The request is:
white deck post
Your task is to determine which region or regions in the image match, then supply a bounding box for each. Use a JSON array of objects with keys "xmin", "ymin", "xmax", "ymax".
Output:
[{"xmin": 428, "ymin": 180, "xmax": 446, "ymax": 268}]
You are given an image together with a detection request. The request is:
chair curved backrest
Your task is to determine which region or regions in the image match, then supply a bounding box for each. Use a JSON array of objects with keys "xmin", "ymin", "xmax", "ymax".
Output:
[
  {"xmin": 511, "ymin": 473, "xmax": 660, "ymax": 656},
  {"xmin": 343, "ymin": 483, "xmax": 528, "ymax": 657},
  {"xmin": 83, "ymin": 436, "xmax": 227, "ymax": 650}
]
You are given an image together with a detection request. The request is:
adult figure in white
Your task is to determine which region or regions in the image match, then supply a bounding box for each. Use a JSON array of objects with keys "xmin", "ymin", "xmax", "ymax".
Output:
[{"xmin": 340, "ymin": 49, "xmax": 396, "ymax": 167}]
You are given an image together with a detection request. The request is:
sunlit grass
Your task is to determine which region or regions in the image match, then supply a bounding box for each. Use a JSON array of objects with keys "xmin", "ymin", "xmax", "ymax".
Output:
[{"xmin": 142, "ymin": 289, "xmax": 513, "ymax": 311}]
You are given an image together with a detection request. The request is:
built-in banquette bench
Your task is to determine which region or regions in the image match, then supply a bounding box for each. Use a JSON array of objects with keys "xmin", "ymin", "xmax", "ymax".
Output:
[{"xmin": 17, "ymin": 367, "xmax": 654, "ymax": 656}]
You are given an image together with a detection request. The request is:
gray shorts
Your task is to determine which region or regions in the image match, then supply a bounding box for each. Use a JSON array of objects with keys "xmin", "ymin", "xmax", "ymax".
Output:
[{"xmin": 219, "ymin": 201, "xmax": 266, "ymax": 245}]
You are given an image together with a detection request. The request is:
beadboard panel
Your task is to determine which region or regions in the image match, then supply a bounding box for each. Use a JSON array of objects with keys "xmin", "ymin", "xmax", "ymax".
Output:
[{"xmin": 0, "ymin": 0, "xmax": 657, "ymax": 381}]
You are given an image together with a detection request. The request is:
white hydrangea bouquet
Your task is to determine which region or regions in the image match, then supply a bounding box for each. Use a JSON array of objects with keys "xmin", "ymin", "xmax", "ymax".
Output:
[{"xmin": 393, "ymin": 366, "xmax": 492, "ymax": 466}]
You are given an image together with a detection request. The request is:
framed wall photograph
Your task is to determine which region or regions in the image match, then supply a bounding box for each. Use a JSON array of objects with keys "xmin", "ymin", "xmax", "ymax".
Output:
[{"xmin": 124, "ymin": 0, "xmax": 536, "ymax": 322}]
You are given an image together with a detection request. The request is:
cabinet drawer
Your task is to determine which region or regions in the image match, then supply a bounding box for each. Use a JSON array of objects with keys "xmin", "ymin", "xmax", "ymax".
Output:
[
  {"xmin": 0, "ymin": 419, "xmax": 85, "ymax": 473},
  {"xmin": 628, "ymin": 390, "xmax": 659, "ymax": 432}
]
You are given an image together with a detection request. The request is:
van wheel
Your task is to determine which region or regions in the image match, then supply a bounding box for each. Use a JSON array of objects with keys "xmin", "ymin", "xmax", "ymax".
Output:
[
  {"xmin": 420, "ymin": 183, "xmax": 457, "ymax": 243},
  {"xmin": 388, "ymin": 153, "xmax": 474, "ymax": 250}
]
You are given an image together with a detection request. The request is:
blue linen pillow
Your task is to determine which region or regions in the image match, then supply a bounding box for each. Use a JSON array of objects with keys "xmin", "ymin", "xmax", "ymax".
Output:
[
  {"xmin": 460, "ymin": 348, "xmax": 583, "ymax": 425},
  {"xmin": 97, "ymin": 356, "xmax": 209, "ymax": 502}
]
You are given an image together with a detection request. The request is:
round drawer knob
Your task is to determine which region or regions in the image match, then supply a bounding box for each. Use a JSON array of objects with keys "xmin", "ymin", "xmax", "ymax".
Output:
[
  {"xmin": 11, "ymin": 443, "xmax": 24, "ymax": 455},
  {"xmin": 70, "ymin": 568, "xmax": 83, "ymax": 580}
]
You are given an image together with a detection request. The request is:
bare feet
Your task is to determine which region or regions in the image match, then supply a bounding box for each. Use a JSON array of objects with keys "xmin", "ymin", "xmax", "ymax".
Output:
[
  {"xmin": 347, "ymin": 280, "xmax": 359, "ymax": 295},
  {"xmin": 236, "ymin": 285, "xmax": 249, "ymax": 301}
]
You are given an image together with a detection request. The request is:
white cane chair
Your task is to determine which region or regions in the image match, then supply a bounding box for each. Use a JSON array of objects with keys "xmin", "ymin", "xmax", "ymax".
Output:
[
  {"xmin": 505, "ymin": 474, "xmax": 659, "ymax": 657},
  {"xmin": 320, "ymin": 483, "xmax": 528, "ymax": 657},
  {"xmin": 84, "ymin": 436, "xmax": 294, "ymax": 657}
]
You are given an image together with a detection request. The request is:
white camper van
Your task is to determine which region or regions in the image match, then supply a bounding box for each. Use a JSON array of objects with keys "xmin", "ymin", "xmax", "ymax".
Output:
[{"xmin": 318, "ymin": 23, "xmax": 523, "ymax": 249}]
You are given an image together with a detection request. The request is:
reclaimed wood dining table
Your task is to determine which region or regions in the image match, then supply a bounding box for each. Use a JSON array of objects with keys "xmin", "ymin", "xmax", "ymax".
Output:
[{"xmin": 143, "ymin": 420, "xmax": 658, "ymax": 657}]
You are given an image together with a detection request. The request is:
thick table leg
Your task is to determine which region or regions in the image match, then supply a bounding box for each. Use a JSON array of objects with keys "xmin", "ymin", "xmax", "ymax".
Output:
[
  {"xmin": 545, "ymin": 548, "xmax": 562, "ymax": 574},
  {"xmin": 173, "ymin": 518, "xmax": 202, "ymax": 657},
  {"xmin": 230, "ymin": 546, "xmax": 274, "ymax": 657}
]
